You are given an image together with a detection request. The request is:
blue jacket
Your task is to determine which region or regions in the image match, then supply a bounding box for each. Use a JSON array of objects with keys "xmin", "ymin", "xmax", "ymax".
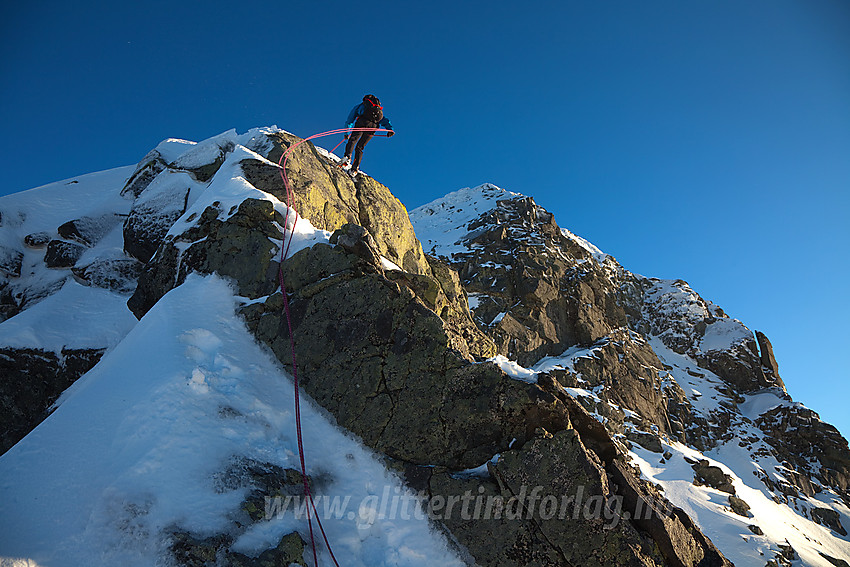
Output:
[{"xmin": 345, "ymin": 103, "xmax": 393, "ymax": 131}]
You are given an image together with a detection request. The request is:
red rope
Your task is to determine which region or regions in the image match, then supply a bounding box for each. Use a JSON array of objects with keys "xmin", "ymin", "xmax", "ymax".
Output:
[{"xmin": 275, "ymin": 127, "xmax": 391, "ymax": 566}]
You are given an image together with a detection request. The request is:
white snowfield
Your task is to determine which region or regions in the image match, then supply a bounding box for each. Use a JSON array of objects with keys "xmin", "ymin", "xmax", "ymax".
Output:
[{"xmin": 0, "ymin": 129, "xmax": 847, "ymax": 566}]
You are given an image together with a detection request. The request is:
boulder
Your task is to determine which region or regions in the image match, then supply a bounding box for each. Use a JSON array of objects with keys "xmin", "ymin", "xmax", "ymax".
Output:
[
  {"xmin": 23, "ymin": 232, "xmax": 51, "ymax": 249},
  {"xmin": 57, "ymin": 213, "xmax": 122, "ymax": 247},
  {"xmin": 71, "ymin": 258, "xmax": 143, "ymax": 294},
  {"xmin": 627, "ymin": 430, "xmax": 663, "ymax": 453},
  {"xmin": 44, "ymin": 240, "xmax": 86, "ymax": 268},
  {"xmin": 691, "ymin": 460, "xmax": 736, "ymax": 495},
  {"xmin": 728, "ymin": 495, "xmax": 751, "ymax": 517}
]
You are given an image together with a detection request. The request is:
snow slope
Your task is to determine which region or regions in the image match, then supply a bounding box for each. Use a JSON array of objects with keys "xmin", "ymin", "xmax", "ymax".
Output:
[{"xmin": 0, "ymin": 166, "xmax": 138, "ymax": 351}]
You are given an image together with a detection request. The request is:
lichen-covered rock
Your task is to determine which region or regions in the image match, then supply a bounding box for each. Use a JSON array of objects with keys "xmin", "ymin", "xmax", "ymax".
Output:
[
  {"xmin": 244, "ymin": 241, "xmax": 568, "ymax": 469},
  {"xmin": 44, "ymin": 240, "xmax": 86, "ymax": 268},
  {"xmin": 0, "ymin": 347, "xmax": 105, "ymax": 454},
  {"xmin": 240, "ymin": 130, "xmax": 431, "ymax": 276}
]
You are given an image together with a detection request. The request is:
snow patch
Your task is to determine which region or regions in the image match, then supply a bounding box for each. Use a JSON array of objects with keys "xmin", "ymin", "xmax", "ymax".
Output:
[{"xmin": 488, "ymin": 355, "xmax": 537, "ymax": 383}]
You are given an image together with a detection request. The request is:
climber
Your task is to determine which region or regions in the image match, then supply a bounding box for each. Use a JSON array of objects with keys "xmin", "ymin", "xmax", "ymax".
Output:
[{"xmin": 341, "ymin": 94, "xmax": 394, "ymax": 176}]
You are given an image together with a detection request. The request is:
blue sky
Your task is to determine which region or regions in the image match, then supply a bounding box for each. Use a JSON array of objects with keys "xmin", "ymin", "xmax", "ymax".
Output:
[{"xmin": 2, "ymin": 1, "xmax": 848, "ymax": 435}]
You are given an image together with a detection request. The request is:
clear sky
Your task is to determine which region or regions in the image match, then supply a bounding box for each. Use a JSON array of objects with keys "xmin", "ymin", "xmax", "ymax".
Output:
[{"xmin": 2, "ymin": 1, "xmax": 848, "ymax": 435}]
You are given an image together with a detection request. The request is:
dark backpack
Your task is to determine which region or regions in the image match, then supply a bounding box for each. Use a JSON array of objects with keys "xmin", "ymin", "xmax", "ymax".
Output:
[{"xmin": 360, "ymin": 95, "xmax": 383, "ymax": 125}]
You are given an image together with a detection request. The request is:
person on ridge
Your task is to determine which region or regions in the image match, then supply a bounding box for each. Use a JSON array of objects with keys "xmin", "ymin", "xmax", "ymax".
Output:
[{"xmin": 341, "ymin": 94, "xmax": 394, "ymax": 176}]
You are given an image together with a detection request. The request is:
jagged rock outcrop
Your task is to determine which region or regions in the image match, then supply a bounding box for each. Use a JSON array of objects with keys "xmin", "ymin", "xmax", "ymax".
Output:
[
  {"xmin": 240, "ymin": 130, "xmax": 431, "ymax": 276},
  {"xmin": 756, "ymin": 405, "xmax": 850, "ymax": 503},
  {"xmin": 128, "ymin": 198, "xmax": 283, "ymax": 318},
  {"xmin": 422, "ymin": 195, "xmax": 627, "ymax": 366},
  {"xmin": 411, "ymin": 185, "xmax": 850, "ymax": 563},
  {"xmin": 755, "ymin": 330, "xmax": 784, "ymax": 388},
  {"xmin": 635, "ymin": 277, "xmax": 783, "ymax": 393}
]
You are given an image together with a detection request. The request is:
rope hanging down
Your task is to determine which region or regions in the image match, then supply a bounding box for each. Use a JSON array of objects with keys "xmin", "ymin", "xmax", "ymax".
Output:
[{"xmin": 275, "ymin": 127, "xmax": 392, "ymax": 566}]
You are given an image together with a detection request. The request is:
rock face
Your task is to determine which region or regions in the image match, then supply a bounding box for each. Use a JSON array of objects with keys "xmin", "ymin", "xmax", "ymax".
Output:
[
  {"xmin": 422, "ymin": 195, "xmax": 625, "ymax": 366},
  {"xmin": 240, "ymin": 131, "xmax": 431, "ymax": 276},
  {"xmin": 128, "ymin": 198, "xmax": 283, "ymax": 318},
  {"xmin": 0, "ymin": 347, "xmax": 104, "ymax": 454},
  {"xmin": 244, "ymin": 238, "xmax": 562, "ymax": 470}
]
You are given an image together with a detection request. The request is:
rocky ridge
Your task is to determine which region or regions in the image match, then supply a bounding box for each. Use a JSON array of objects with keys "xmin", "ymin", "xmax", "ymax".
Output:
[{"xmin": 0, "ymin": 127, "xmax": 848, "ymax": 566}]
